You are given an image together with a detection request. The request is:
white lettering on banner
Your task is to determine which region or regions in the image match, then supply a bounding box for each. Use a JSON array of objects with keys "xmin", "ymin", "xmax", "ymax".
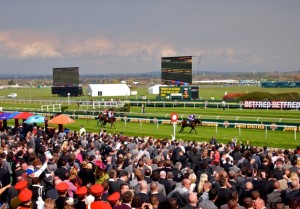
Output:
[
  {"xmin": 234, "ymin": 123, "xmax": 265, "ymax": 129},
  {"xmin": 202, "ymin": 122, "xmax": 218, "ymax": 127},
  {"xmin": 245, "ymin": 101, "xmax": 300, "ymax": 109}
]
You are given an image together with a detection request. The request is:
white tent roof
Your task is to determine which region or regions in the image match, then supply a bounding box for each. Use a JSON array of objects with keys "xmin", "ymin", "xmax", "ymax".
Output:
[
  {"xmin": 87, "ymin": 84, "xmax": 130, "ymax": 96},
  {"xmin": 148, "ymin": 84, "xmax": 167, "ymax": 94}
]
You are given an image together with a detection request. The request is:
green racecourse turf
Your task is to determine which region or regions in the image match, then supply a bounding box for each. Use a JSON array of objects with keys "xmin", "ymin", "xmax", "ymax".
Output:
[
  {"xmin": 1, "ymin": 85, "xmax": 300, "ymax": 100},
  {"xmin": 21, "ymin": 118, "xmax": 298, "ymax": 149},
  {"xmin": 1, "ymin": 85, "xmax": 300, "ymax": 149}
]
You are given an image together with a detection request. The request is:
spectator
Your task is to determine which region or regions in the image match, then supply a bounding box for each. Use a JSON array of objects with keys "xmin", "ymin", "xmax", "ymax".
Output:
[
  {"xmin": 114, "ymin": 191, "xmax": 134, "ymax": 209},
  {"xmin": 180, "ymin": 192, "xmax": 198, "ymax": 209},
  {"xmin": 266, "ymin": 181, "xmax": 283, "ymax": 209},
  {"xmin": 242, "ymin": 197, "xmax": 254, "ymax": 209},
  {"xmin": 199, "ymin": 188, "xmax": 218, "ymax": 209},
  {"xmin": 167, "ymin": 179, "xmax": 191, "ymax": 208}
]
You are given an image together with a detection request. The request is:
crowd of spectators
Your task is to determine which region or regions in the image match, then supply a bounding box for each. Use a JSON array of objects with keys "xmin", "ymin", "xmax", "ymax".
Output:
[{"xmin": 0, "ymin": 124, "xmax": 300, "ymax": 209}]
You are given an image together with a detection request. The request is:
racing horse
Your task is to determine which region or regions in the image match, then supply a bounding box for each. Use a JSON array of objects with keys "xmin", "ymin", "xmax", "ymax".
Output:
[
  {"xmin": 97, "ymin": 112, "xmax": 116, "ymax": 128},
  {"xmin": 179, "ymin": 119, "xmax": 202, "ymax": 134}
]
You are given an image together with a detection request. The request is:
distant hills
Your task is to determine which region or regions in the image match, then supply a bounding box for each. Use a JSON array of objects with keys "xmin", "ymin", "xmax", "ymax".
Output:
[{"xmin": 0, "ymin": 70, "xmax": 299, "ymax": 80}]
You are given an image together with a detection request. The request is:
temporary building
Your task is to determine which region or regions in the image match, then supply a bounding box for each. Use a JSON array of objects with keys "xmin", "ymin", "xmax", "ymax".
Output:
[
  {"xmin": 86, "ymin": 84, "xmax": 131, "ymax": 97},
  {"xmin": 148, "ymin": 84, "xmax": 167, "ymax": 94}
]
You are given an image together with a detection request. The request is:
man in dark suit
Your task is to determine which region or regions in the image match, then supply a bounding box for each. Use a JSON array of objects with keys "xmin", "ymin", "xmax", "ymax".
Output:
[
  {"xmin": 54, "ymin": 159, "xmax": 68, "ymax": 181},
  {"xmin": 215, "ymin": 178, "xmax": 232, "ymax": 208},
  {"xmin": 282, "ymin": 180, "xmax": 300, "ymax": 205},
  {"xmin": 222, "ymin": 157, "xmax": 233, "ymax": 173},
  {"xmin": 108, "ymin": 170, "xmax": 120, "ymax": 194},
  {"xmin": 171, "ymin": 143, "xmax": 182, "ymax": 163},
  {"xmin": 251, "ymin": 150, "xmax": 261, "ymax": 169},
  {"xmin": 161, "ymin": 160, "xmax": 173, "ymax": 174},
  {"xmin": 260, "ymin": 170, "xmax": 276, "ymax": 202},
  {"xmin": 158, "ymin": 171, "xmax": 172, "ymax": 195},
  {"xmin": 180, "ymin": 192, "xmax": 198, "ymax": 209},
  {"xmin": 178, "ymin": 150, "xmax": 188, "ymax": 169},
  {"xmin": 116, "ymin": 171, "xmax": 129, "ymax": 192},
  {"xmin": 144, "ymin": 169, "xmax": 152, "ymax": 184},
  {"xmin": 227, "ymin": 170, "xmax": 237, "ymax": 191},
  {"xmin": 266, "ymin": 181, "xmax": 283, "ymax": 209},
  {"xmin": 166, "ymin": 172, "xmax": 176, "ymax": 191},
  {"xmin": 114, "ymin": 191, "xmax": 134, "ymax": 209},
  {"xmin": 0, "ymin": 159, "xmax": 10, "ymax": 187},
  {"xmin": 151, "ymin": 171, "xmax": 166, "ymax": 196},
  {"xmin": 134, "ymin": 181, "xmax": 150, "ymax": 206},
  {"xmin": 273, "ymin": 159, "xmax": 285, "ymax": 180},
  {"xmin": 150, "ymin": 182, "xmax": 167, "ymax": 209}
]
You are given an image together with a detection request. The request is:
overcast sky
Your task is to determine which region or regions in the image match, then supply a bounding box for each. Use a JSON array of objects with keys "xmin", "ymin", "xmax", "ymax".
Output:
[{"xmin": 0, "ymin": 1, "xmax": 299, "ymax": 75}]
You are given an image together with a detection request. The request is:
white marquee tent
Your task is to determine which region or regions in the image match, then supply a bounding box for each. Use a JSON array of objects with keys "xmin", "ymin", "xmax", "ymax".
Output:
[
  {"xmin": 148, "ymin": 84, "xmax": 167, "ymax": 94},
  {"xmin": 86, "ymin": 84, "xmax": 130, "ymax": 97}
]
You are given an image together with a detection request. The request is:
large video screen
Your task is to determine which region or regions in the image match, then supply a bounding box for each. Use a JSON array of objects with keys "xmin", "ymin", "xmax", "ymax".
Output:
[
  {"xmin": 53, "ymin": 67, "xmax": 79, "ymax": 86},
  {"xmin": 161, "ymin": 56, "xmax": 192, "ymax": 85}
]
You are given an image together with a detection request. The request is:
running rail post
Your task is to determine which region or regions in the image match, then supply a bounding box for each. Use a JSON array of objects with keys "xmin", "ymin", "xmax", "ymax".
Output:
[
  {"xmin": 173, "ymin": 122, "xmax": 176, "ymax": 140},
  {"xmin": 124, "ymin": 117, "xmax": 127, "ymax": 128}
]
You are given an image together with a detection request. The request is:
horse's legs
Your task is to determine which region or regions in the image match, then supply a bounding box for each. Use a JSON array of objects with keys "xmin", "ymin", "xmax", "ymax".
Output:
[
  {"xmin": 109, "ymin": 121, "xmax": 114, "ymax": 128},
  {"xmin": 189, "ymin": 126, "xmax": 197, "ymax": 134},
  {"xmin": 179, "ymin": 127, "xmax": 184, "ymax": 133}
]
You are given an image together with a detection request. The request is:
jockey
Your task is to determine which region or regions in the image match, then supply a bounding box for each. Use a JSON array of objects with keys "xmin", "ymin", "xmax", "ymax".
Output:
[
  {"xmin": 103, "ymin": 109, "xmax": 108, "ymax": 116},
  {"xmin": 108, "ymin": 110, "xmax": 114, "ymax": 118},
  {"xmin": 188, "ymin": 114, "xmax": 196, "ymax": 123}
]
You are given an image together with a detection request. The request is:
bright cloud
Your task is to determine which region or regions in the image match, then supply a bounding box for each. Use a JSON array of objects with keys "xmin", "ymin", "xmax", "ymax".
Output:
[
  {"xmin": 0, "ymin": 30, "xmax": 257, "ymax": 67},
  {"xmin": 0, "ymin": 32, "xmax": 62, "ymax": 58}
]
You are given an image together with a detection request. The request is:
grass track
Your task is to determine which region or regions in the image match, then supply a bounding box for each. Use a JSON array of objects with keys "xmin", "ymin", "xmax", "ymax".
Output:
[
  {"xmin": 2, "ymin": 86, "xmax": 300, "ymax": 149},
  {"xmin": 31, "ymin": 119, "xmax": 299, "ymax": 149}
]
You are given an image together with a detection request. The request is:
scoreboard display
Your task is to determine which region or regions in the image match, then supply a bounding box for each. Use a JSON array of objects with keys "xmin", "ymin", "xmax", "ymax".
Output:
[
  {"xmin": 159, "ymin": 85, "xmax": 199, "ymax": 100},
  {"xmin": 53, "ymin": 67, "xmax": 79, "ymax": 86},
  {"xmin": 161, "ymin": 56, "xmax": 192, "ymax": 85}
]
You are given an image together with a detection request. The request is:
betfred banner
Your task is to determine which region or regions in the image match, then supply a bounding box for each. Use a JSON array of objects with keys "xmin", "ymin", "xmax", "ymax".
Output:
[{"xmin": 244, "ymin": 101, "xmax": 300, "ymax": 109}]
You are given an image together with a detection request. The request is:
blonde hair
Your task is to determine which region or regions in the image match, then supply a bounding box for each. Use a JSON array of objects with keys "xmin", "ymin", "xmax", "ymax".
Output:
[
  {"xmin": 189, "ymin": 173, "xmax": 197, "ymax": 183},
  {"xmin": 197, "ymin": 173, "xmax": 208, "ymax": 193},
  {"xmin": 70, "ymin": 167, "xmax": 78, "ymax": 181},
  {"xmin": 297, "ymin": 158, "xmax": 300, "ymax": 166},
  {"xmin": 44, "ymin": 198, "xmax": 55, "ymax": 209},
  {"xmin": 63, "ymin": 205, "xmax": 75, "ymax": 209},
  {"xmin": 290, "ymin": 172, "xmax": 299, "ymax": 181}
]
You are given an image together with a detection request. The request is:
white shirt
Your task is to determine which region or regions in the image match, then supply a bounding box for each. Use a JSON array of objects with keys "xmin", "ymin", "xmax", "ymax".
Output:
[{"xmin": 79, "ymin": 127, "xmax": 86, "ymax": 136}]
